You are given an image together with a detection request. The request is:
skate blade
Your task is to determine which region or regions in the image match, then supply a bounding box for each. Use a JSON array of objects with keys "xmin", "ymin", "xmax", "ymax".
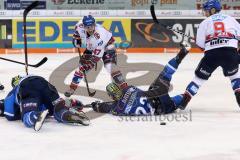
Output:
[
  {"xmin": 70, "ymin": 114, "xmax": 90, "ymax": 126},
  {"xmin": 34, "ymin": 110, "xmax": 49, "ymax": 131}
]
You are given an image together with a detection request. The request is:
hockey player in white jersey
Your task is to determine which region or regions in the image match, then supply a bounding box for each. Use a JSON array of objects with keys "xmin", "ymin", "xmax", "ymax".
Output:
[
  {"xmin": 64, "ymin": 15, "xmax": 127, "ymax": 97},
  {"xmin": 179, "ymin": 0, "xmax": 240, "ymax": 109}
]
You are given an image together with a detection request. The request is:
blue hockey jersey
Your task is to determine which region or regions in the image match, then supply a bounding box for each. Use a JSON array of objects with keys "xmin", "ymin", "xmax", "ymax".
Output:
[
  {"xmin": 111, "ymin": 86, "xmax": 155, "ymax": 116},
  {"xmin": 4, "ymin": 87, "xmax": 21, "ymax": 121},
  {"xmin": 3, "ymin": 75, "xmax": 47, "ymax": 121}
]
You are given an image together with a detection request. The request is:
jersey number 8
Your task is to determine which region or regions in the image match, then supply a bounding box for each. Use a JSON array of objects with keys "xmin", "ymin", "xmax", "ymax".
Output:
[{"xmin": 214, "ymin": 22, "xmax": 225, "ymax": 33}]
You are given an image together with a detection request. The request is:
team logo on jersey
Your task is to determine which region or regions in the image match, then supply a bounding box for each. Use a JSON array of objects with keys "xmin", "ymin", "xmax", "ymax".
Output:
[{"xmin": 98, "ymin": 40, "xmax": 103, "ymax": 46}]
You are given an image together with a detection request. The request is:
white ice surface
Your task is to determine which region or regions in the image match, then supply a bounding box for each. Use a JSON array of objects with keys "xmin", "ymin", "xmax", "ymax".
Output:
[{"xmin": 0, "ymin": 53, "xmax": 240, "ymax": 160}]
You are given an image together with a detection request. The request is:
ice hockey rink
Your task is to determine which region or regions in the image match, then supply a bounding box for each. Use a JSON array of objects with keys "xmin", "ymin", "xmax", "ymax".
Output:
[{"xmin": 0, "ymin": 53, "xmax": 240, "ymax": 160}]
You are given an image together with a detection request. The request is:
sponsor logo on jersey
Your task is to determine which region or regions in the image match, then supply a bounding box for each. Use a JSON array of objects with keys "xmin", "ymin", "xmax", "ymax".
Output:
[
  {"xmin": 227, "ymin": 68, "xmax": 238, "ymax": 75},
  {"xmin": 125, "ymin": 91, "xmax": 137, "ymax": 114},
  {"xmin": 209, "ymin": 38, "xmax": 229, "ymax": 46},
  {"xmin": 199, "ymin": 68, "xmax": 210, "ymax": 76},
  {"xmin": 122, "ymin": 87, "xmax": 136, "ymax": 104},
  {"xmin": 23, "ymin": 103, "xmax": 38, "ymax": 108},
  {"xmin": 121, "ymin": 87, "xmax": 138, "ymax": 114}
]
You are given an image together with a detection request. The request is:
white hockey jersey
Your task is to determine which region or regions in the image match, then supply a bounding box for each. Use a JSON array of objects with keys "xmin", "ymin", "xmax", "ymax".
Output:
[
  {"xmin": 196, "ymin": 13, "xmax": 240, "ymax": 51},
  {"xmin": 74, "ymin": 22, "xmax": 113, "ymax": 58}
]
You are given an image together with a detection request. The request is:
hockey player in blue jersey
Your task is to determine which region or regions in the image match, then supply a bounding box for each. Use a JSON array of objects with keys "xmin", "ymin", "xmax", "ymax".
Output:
[
  {"xmin": 0, "ymin": 75, "xmax": 90, "ymax": 131},
  {"xmin": 89, "ymin": 42, "xmax": 191, "ymax": 116}
]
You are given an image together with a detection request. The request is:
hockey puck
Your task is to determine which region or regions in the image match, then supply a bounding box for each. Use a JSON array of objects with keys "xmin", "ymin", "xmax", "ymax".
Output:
[{"xmin": 160, "ymin": 122, "xmax": 166, "ymax": 125}]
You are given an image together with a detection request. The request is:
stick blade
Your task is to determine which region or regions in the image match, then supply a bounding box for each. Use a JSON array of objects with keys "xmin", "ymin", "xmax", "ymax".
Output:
[
  {"xmin": 89, "ymin": 91, "xmax": 96, "ymax": 97},
  {"xmin": 29, "ymin": 57, "xmax": 48, "ymax": 67},
  {"xmin": 34, "ymin": 57, "xmax": 48, "ymax": 67}
]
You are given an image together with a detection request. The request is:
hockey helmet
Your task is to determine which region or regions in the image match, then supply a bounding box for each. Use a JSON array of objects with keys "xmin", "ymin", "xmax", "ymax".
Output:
[
  {"xmin": 106, "ymin": 83, "xmax": 123, "ymax": 101},
  {"xmin": 203, "ymin": 0, "xmax": 222, "ymax": 12},
  {"xmin": 11, "ymin": 75, "xmax": 23, "ymax": 88},
  {"xmin": 82, "ymin": 15, "xmax": 95, "ymax": 27}
]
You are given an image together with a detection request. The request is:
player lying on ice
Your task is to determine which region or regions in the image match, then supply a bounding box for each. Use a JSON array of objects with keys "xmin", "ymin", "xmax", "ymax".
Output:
[
  {"xmin": 0, "ymin": 75, "xmax": 89, "ymax": 131},
  {"xmin": 89, "ymin": 42, "xmax": 191, "ymax": 116}
]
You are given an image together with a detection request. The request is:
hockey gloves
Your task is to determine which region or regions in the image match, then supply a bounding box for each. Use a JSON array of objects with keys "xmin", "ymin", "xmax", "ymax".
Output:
[{"xmin": 72, "ymin": 35, "xmax": 82, "ymax": 48}]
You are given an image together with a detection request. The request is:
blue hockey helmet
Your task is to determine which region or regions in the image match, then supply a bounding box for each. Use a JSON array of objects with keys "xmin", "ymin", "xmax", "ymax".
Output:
[
  {"xmin": 82, "ymin": 15, "xmax": 95, "ymax": 27},
  {"xmin": 203, "ymin": 0, "xmax": 222, "ymax": 12}
]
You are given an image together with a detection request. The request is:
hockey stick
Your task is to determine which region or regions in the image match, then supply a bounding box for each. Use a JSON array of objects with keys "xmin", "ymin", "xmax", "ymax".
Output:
[
  {"xmin": 77, "ymin": 48, "xmax": 96, "ymax": 97},
  {"xmin": 150, "ymin": 4, "xmax": 195, "ymax": 41},
  {"xmin": 0, "ymin": 57, "xmax": 48, "ymax": 67},
  {"xmin": 23, "ymin": 1, "xmax": 40, "ymax": 75}
]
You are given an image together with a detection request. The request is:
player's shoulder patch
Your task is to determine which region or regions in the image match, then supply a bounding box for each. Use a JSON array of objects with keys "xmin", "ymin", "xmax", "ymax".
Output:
[{"xmin": 94, "ymin": 32, "xmax": 100, "ymax": 39}]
